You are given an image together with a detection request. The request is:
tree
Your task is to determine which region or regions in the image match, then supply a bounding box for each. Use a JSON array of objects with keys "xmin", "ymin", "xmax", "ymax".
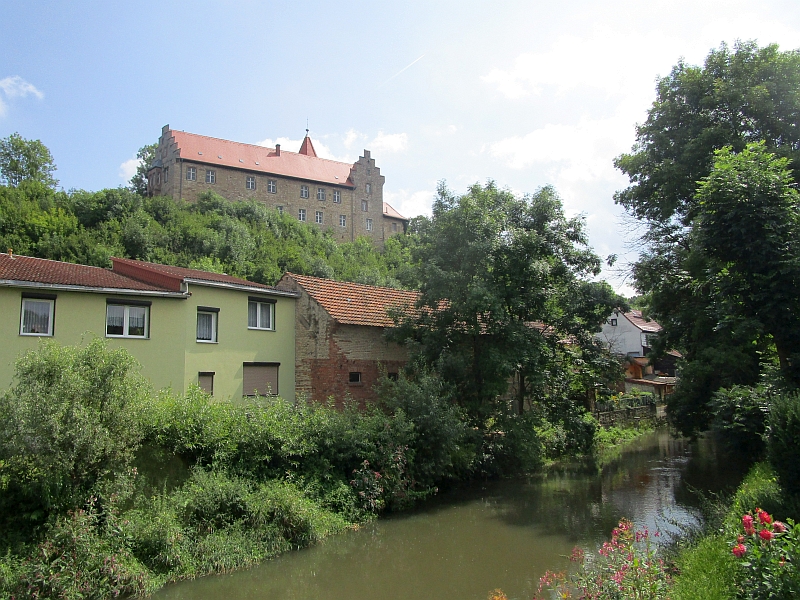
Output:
[
  {"xmin": 0, "ymin": 132, "xmax": 58, "ymax": 188},
  {"xmin": 395, "ymin": 181, "xmax": 621, "ymax": 423},
  {"xmin": 615, "ymin": 41, "xmax": 800, "ymax": 433},
  {"xmin": 129, "ymin": 142, "xmax": 157, "ymax": 196}
]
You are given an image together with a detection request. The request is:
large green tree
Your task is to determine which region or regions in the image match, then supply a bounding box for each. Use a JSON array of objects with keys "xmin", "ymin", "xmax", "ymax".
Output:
[
  {"xmin": 0, "ymin": 132, "xmax": 58, "ymax": 188},
  {"xmin": 615, "ymin": 41, "xmax": 800, "ymax": 433},
  {"xmin": 128, "ymin": 142, "xmax": 157, "ymax": 196}
]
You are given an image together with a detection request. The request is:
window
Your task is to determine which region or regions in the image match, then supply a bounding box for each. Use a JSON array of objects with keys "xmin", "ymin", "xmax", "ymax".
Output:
[
  {"xmin": 243, "ymin": 363, "xmax": 279, "ymax": 396},
  {"xmin": 315, "ymin": 210, "xmax": 323, "ymax": 224},
  {"xmin": 20, "ymin": 296, "xmax": 55, "ymax": 336},
  {"xmin": 277, "ymin": 205, "xmax": 284, "ymax": 214},
  {"xmin": 246, "ymin": 176, "xmax": 256, "ymax": 190},
  {"xmin": 610, "ymin": 318, "xmax": 618, "ymax": 326},
  {"xmin": 367, "ymin": 168, "xmax": 371, "ymax": 175},
  {"xmin": 205, "ymin": 170, "xmax": 216, "ymax": 184},
  {"xmin": 198, "ymin": 372, "xmax": 214, "ymax": 396},
  {"xmin": 388, "ymin": 372, "xmax": 399, "ymax": 381},
  {"xmin": 366, "ymin": 218, "xmax": 373, "ymax": 231},
  {"xmin": 349, "ymin": 372, "xmax": 362, "ymax": 384},
  {"xmin": 248, "ymin": 298, "xmax": 275, "ymax": 330},
  {"xmin": 268, "ymin": 179, "xmax": 277, "ymax": 193},
  {"xmin": 196, "ymin": 307, "xmax": 219, "ymax": 343},
  {"xmin": 156, "ymin": 172, "xmax": 160, "ymax": 184},
  {"xmin": 317, "ymin": 188, "xmax": 326, "ymax": 201},
  {"xmin": 298, "ymin": 208, "xmax": 306, "ymax": 222},
  {"xmin": 392, "ymin": 222, "xmax": 398, "ymax": 233},
  {"xmin": 333, "ymin": 190, "xmax": 341, "ymax": 203},
  {"xmin": 163, "ymin": 166, "xmax": 169, "ymax": 183},
  {"xmin": 186, "ymin": 167, "xmax": 196, "ymax": 181},
  {"xmin": 300, "ymin": 185, "xmax": 309, "ymax": 198},
  {"xmin": 361, "ymin": 200, "xmax": 368, "ymax": 212},
  {"xmin": 106, "ymin": 302, "xmax": 149, "ymax": 338},
  {"xmin": 340, "ymin": 214, "xmax": 347, "ymax": 227},
  {"xmin": 366, "ymin": 183, "xmax": 371, "ymax": 194}
]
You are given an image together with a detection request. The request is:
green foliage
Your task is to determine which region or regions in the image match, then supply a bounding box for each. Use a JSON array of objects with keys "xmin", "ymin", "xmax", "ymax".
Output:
[
  {"xmin": 0, "ymin": 132, "xmax": 58, "ymax": 188},
  {"xmin": 711, "ymin": 385, "xmax": 771, "ymax": 452},
  {"xmin": 0, "ymin": 339, "xmax": 149, "ymax": 532},
  {"xmin": 767, "ymin": 392, "xmax": 800, "ymax": 497},
  {"xmin": 670, "ymin": 534, "xmax": 739, "ymax": 600},
  {"xmin": 129, "ymin": 142, "xmax": 158, "ymax": 196}
]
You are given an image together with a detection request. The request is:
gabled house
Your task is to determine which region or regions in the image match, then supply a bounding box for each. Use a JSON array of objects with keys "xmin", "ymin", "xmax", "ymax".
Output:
[
  {"xmin": 276, "ymin": 273, "xmax": 416, "ymax": 406},
  {"xmin": 0, "ymin": 253, "xmax": 298, "ymax": 399}
]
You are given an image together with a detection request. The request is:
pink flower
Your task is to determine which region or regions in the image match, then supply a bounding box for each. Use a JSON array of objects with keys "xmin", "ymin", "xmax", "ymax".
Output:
[
  {"xmin": 742, "ymin": 514, "xmax": 754, "ymax": 530},
  {"xmin": 737, "ymin": 535, "xmax": 745, "ymax": 544},
  {"xmin": 759, "ymin": 529, "xmax": 774, "ymax": 541},
  {"xmin": 732, "ymin": 543, "xmax": 747, "ymax": 558},
  {"xmin": 757, "ymin": 509, "xmax": 772, "ymax": 526},
  {"xmin": 773, "ymin": 521, "xmax": 787, "ymax": 533}
]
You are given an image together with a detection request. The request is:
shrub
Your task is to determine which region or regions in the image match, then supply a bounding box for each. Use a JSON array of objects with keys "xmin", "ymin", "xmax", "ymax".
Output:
[
  {"xmin": 710, "ymin": 384, "xmax": 770, "ymax": 451},
  {"xmin": 767, "ymin": 391, "xmax": 800, "ymax": 497}
]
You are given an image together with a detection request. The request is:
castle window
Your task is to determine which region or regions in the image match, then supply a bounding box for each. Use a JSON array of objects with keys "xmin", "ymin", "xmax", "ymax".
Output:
[
  {"xmin": 361, "ymin": 200, "xmax": 368, "ymax": 212},
  {"xmin": 349, "ymin": 372, "xmax": 362, "ymax": 384},
  {"xmin": 277, "ymin": 205, "xmax": 284, "ymax": 214},
  {"xmin": 246, "ymin": 176, "xmax": 256, "ymax": 190},
  {"xmin": 366, "ymin": 183, "xmax": 371, "ymax": 194},
  {"xmin": 298, "ymin": 208, "xmax": 306, "ymax": 222},
  {"xmin": 392, "ymin": 222, "xmax": 398, "ymax": 232},
  {"xmin": 205, "ymin": 170, "xmax": 216, "ymax": 184},
  {"xmin": 317, "ymin": 188, "xmax": 326, "ymax": 201},
  {"xmin": 340, "ymin": 214, "xmax": 346, "ymax": 227},
  {"xmin": 268, "ymin": 179, "xmax": 277, "ymax": 193},
  {"xmin": 163, "ymin": 166, "xmax": 169, "ymax": 183},
  {"xmin": 315, "ymin": 210, "xmax": 323, "ymax": 224},
  {"xmin": 186, "ymin": 167, "xmax": 196, "ymax": 181},
  {"xmin": 333, "ymin": 190, "xmax": 341, "ymax": 203},
  {"xmin": 366, "ymin": 218, "xmax": 373, "ymax": 231},
  {"xmin": 300, "ymin": 185, "xmax": 309, "ymax": 198}
]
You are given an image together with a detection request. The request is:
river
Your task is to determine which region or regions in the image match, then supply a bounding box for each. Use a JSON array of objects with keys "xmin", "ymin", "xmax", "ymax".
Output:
[{"xmin": 153, "ymin": 429, "xmax": 748, "ymax": 600}]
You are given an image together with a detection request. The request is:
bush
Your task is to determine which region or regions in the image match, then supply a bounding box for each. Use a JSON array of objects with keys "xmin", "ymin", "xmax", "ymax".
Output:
[
  {"xmin": 767, "ymin": 391, "xmax": 800, "ymax": 498},
  {"xmin": 711, "ymin": 384, "xmax": 770, "ymax": 452}
]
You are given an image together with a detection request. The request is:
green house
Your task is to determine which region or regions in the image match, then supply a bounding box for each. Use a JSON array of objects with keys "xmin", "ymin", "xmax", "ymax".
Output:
[{"xmin": 0, "ymin": 253, "xmax": 297, "ymax": 399}]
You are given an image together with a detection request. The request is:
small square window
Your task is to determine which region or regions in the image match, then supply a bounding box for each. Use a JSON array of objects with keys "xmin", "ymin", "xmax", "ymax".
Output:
[
  {"xmin": 315, "ymin": 210, "xmax": 323, "ymax": 224},
  {"xmin": 349, "ymin": 372, "xmax": 362, "ymax": 384},
  {"xmin": 246, "ymin": 176, "xmax": 256, "ymax": 190},
  {"xmin": 361, "ymin": 200, "xmax": 368, "ymax": 212},
  {"xmin": 248, "ymin": 300, "xmax": 274, "ymax": 331},
  {"xmin": 340, "ymin": 214, "xmax": 346, "ymax": 227},
  {"xmin": 333, "ymin": 190, "xmax": 341, "ymax": 203},
  {"xmin": 317, "ymin": 188, "xmax": 326, "ymax": 201},
  {"xmin": 300, "ymin": 185, "xmax": 309, "ymax": 198},
  {"xmin": 610, "ymin": 318, "xmax": 618, "ymax": 326},
  {"xmin": 268, "ymin": 179, "xmax": 277, "ymax": 193},
  {"xmin": 20, "ymin": 298, "xmax": 54, "ymax": 336},
  {"xmin": 186, "ymin": 166, "xmax": 196, "ymax": 181},
  {"xmin": 366, "ymin": 218, "xmax": 373, "ymax": 231},
  {"xmin": 277, "ymin": 205, "xmax": 284, "ymax": 214},
  {"xmin": 298, "ymin": 208, "xmax": 306, "ymax": 222},
  {"xmin": 106, "ymin": 303, "xmax": 149, "ymax": 338},
  {"xmin": 366, "ymin": 183, "xmax": 371, "ymax": 194},
  {"xmin": 206, "ymin": 170, "xmax": 216, "ymax": 184},
  {"xmin": 198, "ymin": 372, "xmax": 214, "ymax": 396},
  {"xmin": 197, "ymin": 309, "xmax": 218, "ymax": 342},
  {"xmin": 388, "ymin": 372, "xmax": 399, "ymax": 381}
]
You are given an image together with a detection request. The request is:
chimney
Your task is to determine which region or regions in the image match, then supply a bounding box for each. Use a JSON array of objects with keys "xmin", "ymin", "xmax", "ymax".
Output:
[{"xmin": 275, "ymin": 144, "xmax": 281, "ymax": 156}]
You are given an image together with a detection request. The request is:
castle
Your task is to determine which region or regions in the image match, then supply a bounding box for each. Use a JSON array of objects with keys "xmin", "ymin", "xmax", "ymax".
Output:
[{"xmin": 146, "ymin": 125, "xmax": 408, "ymax": 246}]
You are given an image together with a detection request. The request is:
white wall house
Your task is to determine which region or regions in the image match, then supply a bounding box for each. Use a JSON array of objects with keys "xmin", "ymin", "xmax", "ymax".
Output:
[{"xmin": 597, "ymin": 309, "xmax": 661, "ymax": 358}]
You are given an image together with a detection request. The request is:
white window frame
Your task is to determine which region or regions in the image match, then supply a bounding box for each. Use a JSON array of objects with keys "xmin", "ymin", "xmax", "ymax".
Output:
[
  {"xmin": 300, "ymin": 185, "xmax": 309, "ymax": 198},
  {"xmin": 361, "ymin": 199, "xmax": 368, "ymax": 212},
  {"xmin": 246, "ymin": 176, "xmax": 256, "ymax": 190},
  {"xmin": 205, "ymin": 170, "xmax": 216, "ymax": 184},
  {"xmin": 20, "ymin": 298, "xmax": 55, "ymax": 337},
  {"xmin": 315, "ymin": 210, "xmax": 323, "ymax": 224},
  {"xmin": 340, "ymin": 214, "xmax": 347, "ymax": 227},
  {"xmin": 317, "ymin": 187, "xmax": 326, "ymax": 201},
  {"xmin": 333, "ymin": 190, "xmax": 341, "ymax": 203},
  {"xmin": 248, "ymin": 299, "xmax": 275, "ymax": 331},
  {"xmin": 196, "ymin": 309, "xmax": 218, "ymax": 343},
  {"xmin": 268, "ymin": 179, "xmax": 277, "ymax": 193},
  {"xmin": 366, "ymin": 218, "xmax": 373, "ymax": 231},
  {"xmin": 186, "ymin": 166, "xmax": 196, "ymax": 181},
  {"xmin": 298, "ymin": 208, "xmax": 306, "ymax": 222},
  {"xmin": 105, "ymin": 303, "xmax": 149, "ymax": 339}
]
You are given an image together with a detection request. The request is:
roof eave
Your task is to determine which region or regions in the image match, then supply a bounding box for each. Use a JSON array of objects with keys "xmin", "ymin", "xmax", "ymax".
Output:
[
  {"xmin": 0, "ymin": 280, "xmax": 189, "ymax": 298},
  {"xmin": 183, "ymin": 278, "xmax": 300, "ymax": 298}
]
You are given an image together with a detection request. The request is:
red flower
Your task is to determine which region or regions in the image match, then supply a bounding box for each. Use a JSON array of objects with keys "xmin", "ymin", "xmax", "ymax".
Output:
[
  {"xmin": 759, "ymin": 529, "xmax": 774, "ymax": 541},
  {"xmin": 732, "ymin": 543, "xmax": 747, "ymax": 558},
  {"xmin": 757, "ymin": 509, "xmax": 772, "ymax": 525}
]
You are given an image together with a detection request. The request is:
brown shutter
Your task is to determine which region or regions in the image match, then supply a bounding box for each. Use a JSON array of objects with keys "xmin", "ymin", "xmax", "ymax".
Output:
[
  {"xmin": 242, "ymin": 363, "xmax": 279, "ymax": 396},
  {"xmin": 198, "ymin": 372, "xmax": 214, "ymax": 395}
]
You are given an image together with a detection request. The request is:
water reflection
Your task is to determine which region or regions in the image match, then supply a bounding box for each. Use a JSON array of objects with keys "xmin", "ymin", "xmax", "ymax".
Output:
[{"xmin": 154, "ymin": 430, "xmax": 748, "ymax": 600}]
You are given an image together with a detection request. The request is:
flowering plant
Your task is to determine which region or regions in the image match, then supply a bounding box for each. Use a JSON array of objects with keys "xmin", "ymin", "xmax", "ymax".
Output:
[{"xmin": 731, "ymin": 508, "xmax": 800, "ymax": 599}]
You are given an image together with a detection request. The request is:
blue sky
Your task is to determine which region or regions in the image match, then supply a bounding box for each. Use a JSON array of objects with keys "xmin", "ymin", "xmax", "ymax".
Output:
[{"xmin": 2, "ymin": 0, "xmax": 799, "ymax": 292}]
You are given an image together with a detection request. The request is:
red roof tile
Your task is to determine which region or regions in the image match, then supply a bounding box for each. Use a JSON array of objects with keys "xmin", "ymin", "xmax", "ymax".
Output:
[
  {"xmin": 625, "ymin": 310, "xmax": 662, "ymax": 333},
  {"xmin": 110, "ymin": 258, "xmax": 282, "ymax": 292},
  {"xmin": 383, "ymin": 202, "xmax": 408, "ymax": 221},
  {"xmin": 280, "ymin": 273, "xmax": 419, "ymax": 327},
  {"xmin": 298, "ymin": 135, "xmax": 317, "ymax": 157},
  {"xmin": 0, "ymin": 253, "xmax": 172, "ymax": 292},
  {"xmin": 170, "ymin": 130, "xmax": 354, "ymax": 187}
]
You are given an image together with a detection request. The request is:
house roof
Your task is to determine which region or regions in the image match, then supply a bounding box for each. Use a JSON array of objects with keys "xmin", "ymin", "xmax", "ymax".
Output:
[
  {"xmin": 625, "ymin": 310, "xmax": 662, "ymax": 333},
  {"xmin": 0, "ymin": 253, "xmax": 178, "ymax": 294},
  {"xmin": 280, "ymin": 273, "xmax": 419, "ymax": 327},
  {"xmin": 168, "ymin": 130, "xmax": 355, "ymax": 188},
  {"xmin": 383, "ymin": 202, "xmax": 409, "ymax": 222}
]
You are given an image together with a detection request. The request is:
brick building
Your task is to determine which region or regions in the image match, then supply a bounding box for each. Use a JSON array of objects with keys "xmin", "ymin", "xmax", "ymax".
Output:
[
  {"xmin": 146, "ymin": 125, "xmax": 408, "ymax": 246},
  {"xmin": 276, "ymin": 273, "xmax": 417, "ymax": 406}
]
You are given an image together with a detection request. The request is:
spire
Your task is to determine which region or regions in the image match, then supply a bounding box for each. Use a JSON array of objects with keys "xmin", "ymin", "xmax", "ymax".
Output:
[{"xmin": 298, "ymin": 126, "xmax": 317, "ymax": 158}]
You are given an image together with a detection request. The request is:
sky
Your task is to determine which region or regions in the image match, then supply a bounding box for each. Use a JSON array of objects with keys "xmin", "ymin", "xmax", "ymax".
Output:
[{"xmin": 2, "ymin": 0, "xmax": 799, "ymax": 293}]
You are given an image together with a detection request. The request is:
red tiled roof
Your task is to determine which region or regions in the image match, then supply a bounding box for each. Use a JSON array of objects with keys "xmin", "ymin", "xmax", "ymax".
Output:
[
  {"xmin": 0, "ymin": 253, "xmax": 172, "ymax": 292},
  {"xmin": 170, "ymin": 130, "xmax": 354, "ymax": 187},
  {"xmin": 298, "ymin": 135, "xmax": 317, "ymax": 157},
  {"xmin": 281, "ymin": 273, "xmax": 419, "ymax": 327},
  {"xmin": 110, "ymin": 258, "xmax": 281, "ymax": 292},
  {"xmin": 625, "ymin": 310, "xmax": 662, "ymax": 333},
  {"xmin": 383, "ymin": 202, "xmax": 408, "ymax": 221}
]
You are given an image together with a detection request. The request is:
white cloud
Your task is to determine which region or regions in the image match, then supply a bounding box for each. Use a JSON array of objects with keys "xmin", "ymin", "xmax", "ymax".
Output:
[
  {"xmin": 343, "ymin": 128, "xmax": 367, "ymax": 149},
  {"xmin": 383, "ymin": 188, "xmax": 435, "ymax": 219},
  {"xmin": 370, "ymin": 131, "xmax": 408, "ymax": 154},
  {"xmin": 0, "ymin": 75, "xmax": 44, "ymax": 117},
  {"xmin": 119, "ymin": 157, "xmax": 140, "ymax": 181}
]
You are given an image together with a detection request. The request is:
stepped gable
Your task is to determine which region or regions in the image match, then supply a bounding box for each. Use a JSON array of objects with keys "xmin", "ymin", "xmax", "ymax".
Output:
[
  {"xmin": 0, "ymin": 253, "xmax": 170, "ymax": 292},
  {"xmin": 625, "ymin": 310, "xmax": 662, "ymax": 333},
  {"xmin": 285, "ymin": 273, "xmax": 419, "ymax": 327},
  {"xmin": 171, "ymin": 130, "xmax": 353, "ymax": 187}
]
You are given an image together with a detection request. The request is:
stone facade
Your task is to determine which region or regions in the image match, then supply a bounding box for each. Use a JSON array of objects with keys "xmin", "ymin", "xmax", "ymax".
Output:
[{"xmin": 147, "ymin": 125, "xmax": 407, "ymax": 246}]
